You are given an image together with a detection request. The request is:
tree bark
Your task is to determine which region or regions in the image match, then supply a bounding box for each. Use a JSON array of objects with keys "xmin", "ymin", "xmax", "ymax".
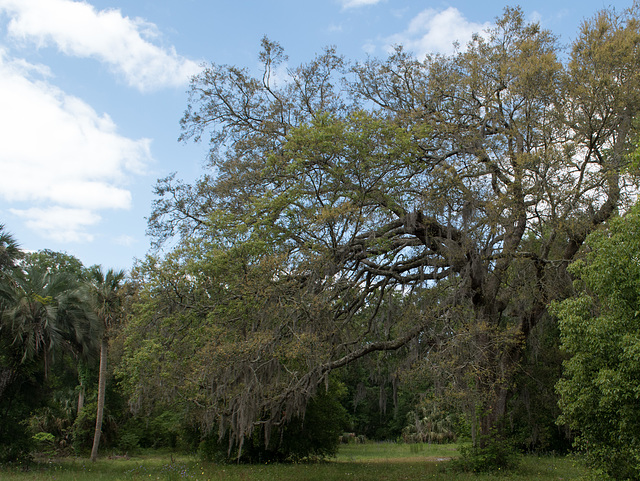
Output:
[
  {"xmin": 77, "ymin": 381, "xmax": 84, "ymax": 415},
  {"xmin": 90, "ymin": 337, "xmax": 108, "ymax": 462}
]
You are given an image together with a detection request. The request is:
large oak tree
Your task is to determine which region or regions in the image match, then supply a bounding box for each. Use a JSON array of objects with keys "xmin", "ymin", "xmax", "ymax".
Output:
[{"xmin": 126, "ymin": 6, "xmax": 640, "ymax": 454}]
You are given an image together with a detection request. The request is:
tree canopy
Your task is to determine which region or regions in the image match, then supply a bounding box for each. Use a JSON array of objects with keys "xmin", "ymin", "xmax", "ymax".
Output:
[{"xmin": 124, "ymin": 5, "xmax": 640, "ymax": 459}]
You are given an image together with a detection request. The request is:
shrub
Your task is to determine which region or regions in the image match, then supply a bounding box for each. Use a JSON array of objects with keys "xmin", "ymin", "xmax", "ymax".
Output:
[
  {"xmin": 32, "ymin": 432, "xmax": 56, "ymax": 457},
  {"xmin": 116, "ymin": 432, "xmax": 140, "ymax": 454},
  {"xmin": 70, "ymin": 400, "xmax": 97, "ymax": 453},
  {"xmin": 119, "ymin": 410, "xmax": 183, "ymax": 451},
  {"xmin": 449, "ymin": 431, "xmax": 521, "ymax": 473},
  {"xmin": 402, "ymin": 405, "xmax": 457, "ymax": 444}
]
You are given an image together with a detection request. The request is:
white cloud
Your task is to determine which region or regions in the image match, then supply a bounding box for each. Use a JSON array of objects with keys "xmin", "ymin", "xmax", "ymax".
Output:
[
  {"xmin": 10, "ymin": 207, "xmax": 101, "ymax": 243},
  {"xmin": 339, "ymin": 0, "xmax": 382, "ymax": 9},
  {"xmin": 0, "ymin": 0, "xmax": 201, "ymax": 91},
  {"xmin": 113, "ymin": 234, "xmax": 136, "ymax": 247},
  {"xmin": 0, "ymin": 51, "xmax": 152, "ymax": 242},
  {"xmin": 386, "ymin": 7, "xmax": 491, "ymax": 57},
  {"xmin": 530, "ymin": 10, "xmax": 543, "ymax": 25},
  {"xmin": 362, "ymin": 42, "xmax": 376, "ymax": 55}
]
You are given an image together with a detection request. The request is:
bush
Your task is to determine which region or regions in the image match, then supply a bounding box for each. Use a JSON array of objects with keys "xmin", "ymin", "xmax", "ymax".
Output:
[
  {"xmin": 116, "ymin": 432, "xmax": 140, "ymax": 454},
  {"xmin": 449, "ymin": 432, "xmax": 521, "ymax": 473},
  {"xmin": 116, "ymin": 409, "xmax": 187, "ymax": 453},
  {"xmin": 32, "ymin": 432, "xmax": 56, "ymax": 457},
  {"xmin": 70, "ymin": 400, "xmax": 97, "ymax": 453}
]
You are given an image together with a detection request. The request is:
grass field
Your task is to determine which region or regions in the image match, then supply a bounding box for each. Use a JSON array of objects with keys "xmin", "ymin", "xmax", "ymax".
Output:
[{"xmin": 0, "ymin": 443, "xmax": 589, "ymax": 481}]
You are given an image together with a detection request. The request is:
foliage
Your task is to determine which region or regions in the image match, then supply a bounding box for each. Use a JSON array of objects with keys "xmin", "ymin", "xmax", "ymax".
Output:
[
  {"xmin": 451, "ymin": 432, "xmax": 521, "ymax": 473},
  {"xmin": 71, "ymin": 399, "xmax": 99, "ymax": 453},
  {"xmin": 0, "ymin": 235, "xmax": 131, "ymax": 463},
  {"xmin": 338, "ymin": 352, "xmax": 418, "ymax": 441},
  {"xmin": 507, "ymin": 316, "xmax": 572, "ymax": 453},
  {"xmin": 0, "ymin": 228, "xmax": 32, "ymax": 462},
  {"xmin": 0, "ymin": 449, "xmax": 591, "ymax": 481},
  {"xmin": 24, "ymin": 250, "xmax": 87, "ymax": 280},
  {"xmin": 199, "ymin": 379, "xmax": 348, "ymax": 463},
  {"xmin": 25, "ymin": 355, "xmax": 91, "ymax": 452},
  {"xmin": 32, "ymin": 432, "xmax": 55, "ymax": 457},
  {"xmin": 0, "ymin": 225, "xmax": 22, "ymax": 273},
  {"xmin": 70, "ymin": 361, "xmax": 132, "ymax": 456},
  {"xmin": 119, "ymin": 238, "xmax": 358, "ymax": 459},
  {"xmin": 402, "ymin": 402, "xmax": 457, "ymax": 444},
  {"xmin": 2, "ymin": 265, "xmax": 97, "ymax": 369},
  {"xmin": 118, "ymin": 409, "xmax": 185, "ymax": 452},
  {"xmin": 0, "ymin": 370, "xmax": 42, "ymax": 462},
  {"xmin": 0, "ymin": 236, "xmax": 100, "ymax": 462},
  {"xmin": 126, "ymin": 5, "xmax": 640, "ymax": 460},
  {"xmin": 553, "ymin": 202, "xmax": 640, "ymax": 480}
]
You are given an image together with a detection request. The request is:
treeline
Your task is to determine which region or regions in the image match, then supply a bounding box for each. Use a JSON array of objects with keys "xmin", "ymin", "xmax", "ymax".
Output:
[
  {"xmin": 0, "ymin": 239, "xmax": 125, "ymax": 462},
  {"xmin": 0, "ymin": 233, "xmax": 457, "ymax": 463},
  {"xmin": 3, "ymin": 4, "xmax": 640, "ymax": 480}
]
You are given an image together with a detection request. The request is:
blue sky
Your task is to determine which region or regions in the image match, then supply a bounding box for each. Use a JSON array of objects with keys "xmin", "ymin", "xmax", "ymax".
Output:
[{"xmin": 0, "ymin": 0, "xmax": 623, "ymax": 271}]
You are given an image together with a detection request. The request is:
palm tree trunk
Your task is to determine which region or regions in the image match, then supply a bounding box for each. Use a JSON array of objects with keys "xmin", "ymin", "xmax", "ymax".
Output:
[
  {"xmin": 77, "ymin": 359, "xmax": 88, "ymax": 418},
  {"xmin": 77, "ymin": 381, "xmax": 85, "ymax": 415},
  {"xmin": 90, "ymin": 336, "xmax": 108, "ymax": 462}
]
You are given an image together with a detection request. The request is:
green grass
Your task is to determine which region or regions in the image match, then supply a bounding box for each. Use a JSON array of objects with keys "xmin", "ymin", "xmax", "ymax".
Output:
[
  {"xmin": 337, "ymin": 441, "xmax": 457, "ymax": 462},
  {"xmin": 0, "ymin": 444, "xmax": 590, "ymax": 481}
]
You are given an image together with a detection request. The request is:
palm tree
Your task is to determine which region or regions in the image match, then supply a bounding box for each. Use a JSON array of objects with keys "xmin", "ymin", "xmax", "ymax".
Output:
[
  {"xmin": 0, "ymin": 225, "xmax": 22, "ymax": 317},
  {"xmin": 88, "ymin": 266, "xmax": 126, "ymax": 462},
  {"xmin": 0, "ymin": 224, "xmax": 21, "ymax": 273},
  {"xmin": 0, "ymin": 225, "xmax": 22, "ymax": 402},
  {"xmin": 1, "ymin": 264, "xmax": 97, "ymax": 376}
]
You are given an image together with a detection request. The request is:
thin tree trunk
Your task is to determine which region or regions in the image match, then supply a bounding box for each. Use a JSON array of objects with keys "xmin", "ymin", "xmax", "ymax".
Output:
[
  {"xmin": 77, "ymin": 381, "xmax": 85, "ymax": 415},
  {"xmin": 90, "ymin": 337, "xmax": 108, "ymax": 462}
]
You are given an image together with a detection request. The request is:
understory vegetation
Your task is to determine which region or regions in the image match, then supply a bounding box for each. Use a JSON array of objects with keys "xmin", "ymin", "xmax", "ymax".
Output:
[{"xmin": 0, "ymin": 444, "xmax": 589, "ymax": 481}]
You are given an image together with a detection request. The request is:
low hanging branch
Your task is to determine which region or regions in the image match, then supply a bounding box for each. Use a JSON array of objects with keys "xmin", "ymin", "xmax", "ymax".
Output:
[{"xmin": 121, "ymin": 4, "xmax": 640, "ymax": 459}]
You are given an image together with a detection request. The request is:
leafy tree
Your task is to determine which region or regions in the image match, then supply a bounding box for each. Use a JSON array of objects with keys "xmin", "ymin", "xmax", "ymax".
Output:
[
  {"xmin": 24, "ymin": 250, "xmax": 86, "ymax": 279},
  {"xmin": 553, "ymin": 203, "xmax": 640, "ymax": 480},
  {"xmin": 131, "ymin": 5, "xmax": 640, "ymax": 458}
]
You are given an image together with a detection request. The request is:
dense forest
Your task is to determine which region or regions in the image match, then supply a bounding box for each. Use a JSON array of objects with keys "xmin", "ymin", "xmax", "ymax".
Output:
[{"xmin": 2, "ymin": 4, "xmax": 640, "ymax": 479}]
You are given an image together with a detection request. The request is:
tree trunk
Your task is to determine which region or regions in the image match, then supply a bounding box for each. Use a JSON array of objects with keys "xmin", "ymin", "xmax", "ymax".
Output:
[
  {"xmin": 77, "ymin": 381, "xmax": 85, "ymax": 415},
  {"xmin": 90, "ymin": 337, "xmax": 108, "ymax": 462}
]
